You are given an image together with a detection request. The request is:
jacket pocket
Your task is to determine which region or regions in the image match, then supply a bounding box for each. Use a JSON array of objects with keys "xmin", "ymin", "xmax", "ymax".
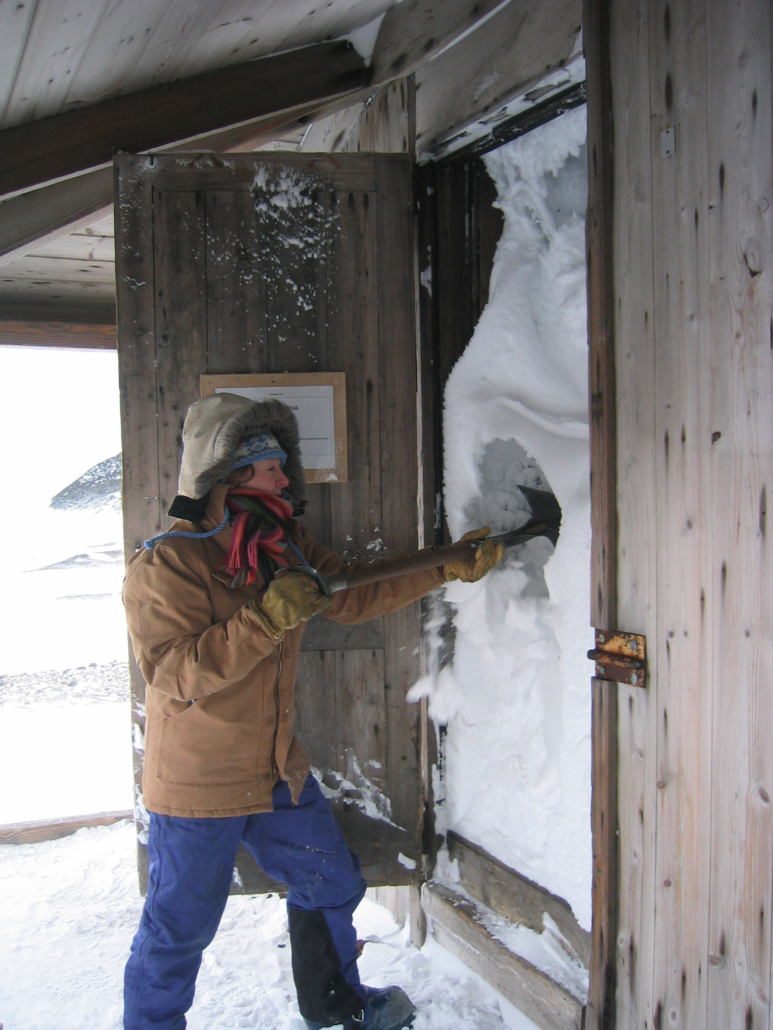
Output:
[{"xmin": 157, "ymin": 697, "xmax": 262, "ymax": 785}]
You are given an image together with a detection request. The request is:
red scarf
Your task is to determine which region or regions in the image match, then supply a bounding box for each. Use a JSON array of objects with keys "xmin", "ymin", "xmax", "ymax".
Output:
[{"xmin": 221, "ymin": 489, "xmax": 294, "ymax": 586}]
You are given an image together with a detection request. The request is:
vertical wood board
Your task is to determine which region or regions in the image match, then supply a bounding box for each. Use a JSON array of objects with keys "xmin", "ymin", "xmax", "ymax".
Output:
[
  {"xmin": 706, "ymin": 1, "xmax": 773, "ymax": 1027},
  {"xmin": 609, "ymin": 0, "xmax": 659, "ymax": 1024}
]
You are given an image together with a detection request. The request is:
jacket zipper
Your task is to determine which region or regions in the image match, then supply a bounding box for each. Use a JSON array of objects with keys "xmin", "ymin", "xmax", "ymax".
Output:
[{"xmin": 270, "ymin": 640, "xmax": 283, "ymax": 779}]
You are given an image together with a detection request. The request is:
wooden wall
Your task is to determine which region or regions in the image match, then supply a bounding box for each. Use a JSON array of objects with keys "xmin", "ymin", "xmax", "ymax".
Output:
[{"xmin": 588, "ymin": 0, "xmax": 773, "ymax": 1026}]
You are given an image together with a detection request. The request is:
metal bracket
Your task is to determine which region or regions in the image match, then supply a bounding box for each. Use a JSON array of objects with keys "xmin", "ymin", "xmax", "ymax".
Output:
[{"xmin": 588, "ymin": 629, "xmax": 647, "ymax": 688}]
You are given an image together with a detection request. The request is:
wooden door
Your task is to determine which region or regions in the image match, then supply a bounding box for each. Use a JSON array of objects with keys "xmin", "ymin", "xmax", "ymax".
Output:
[{"xmin": 114, "ymin": 152, "xmax": 423, "ymax": 892}]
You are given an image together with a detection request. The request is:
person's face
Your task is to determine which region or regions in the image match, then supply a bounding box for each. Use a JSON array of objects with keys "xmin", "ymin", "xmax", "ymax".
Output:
[{"xmin": 236, "ymin": 457, "xmax": 289, "ymax": 496}]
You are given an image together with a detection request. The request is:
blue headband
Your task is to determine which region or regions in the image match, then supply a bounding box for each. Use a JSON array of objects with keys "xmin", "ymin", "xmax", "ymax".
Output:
[{"xmin": 229, "ymin": 432, "xmax": 287, "ymax": 472}]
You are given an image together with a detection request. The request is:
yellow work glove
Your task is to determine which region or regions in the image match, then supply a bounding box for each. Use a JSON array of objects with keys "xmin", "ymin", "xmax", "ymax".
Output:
[
  {"xmin": 249, "ymin": 572, "xmax": 330, "ymax": 639},
  {"xmin": 444, "ymin": 526, "xmax": 505, "ymax": 583}
]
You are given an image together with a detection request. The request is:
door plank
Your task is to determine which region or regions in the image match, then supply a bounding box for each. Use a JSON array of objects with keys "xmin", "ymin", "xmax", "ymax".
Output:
[
  {"xmin": 375, "ymin": 155, "xmax": 423, "ymax": 838},
  {"xmin": 583, "ymin": 0, "xmax": 618, "ymax": 1024},
  {"xmin": 609, "ymin": 2, "xmax": 658, "ymax": 1023},
  {"xmin": 152, "ymin": 189, "xmax": 208, "ymax": 518},
  {"xmin": 647, "ymin": 1, "xmax": 713, "ymax": 1027},
  {"xmin": 706, "ymin": 1, "xmax": 773, "ymax": 1027},
  {"xmin": 205, "ymin": 190, "xmax": 269, "ymax": 375}
]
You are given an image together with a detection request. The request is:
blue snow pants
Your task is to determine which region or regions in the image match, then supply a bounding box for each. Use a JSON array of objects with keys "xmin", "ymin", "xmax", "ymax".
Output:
[{"xmin": 123, "ymin": 774, "xmax": 367, "ymax": 1030}]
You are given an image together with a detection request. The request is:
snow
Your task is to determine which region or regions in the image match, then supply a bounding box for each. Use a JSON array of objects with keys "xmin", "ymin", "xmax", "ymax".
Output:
[
  {"xmin": 0, "ymin": 346, "xmax": 130, "ymax": 824},
  {"xmin": 0, "ymin": 821, "xmax": 541, "ymax": 1030},
  {"xmin": 415, "ymin": 106, "xmax": 593, "ymax": 930}
]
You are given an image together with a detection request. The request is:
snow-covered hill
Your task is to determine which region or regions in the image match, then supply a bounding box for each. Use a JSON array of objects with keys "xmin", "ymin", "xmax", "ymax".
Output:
[{"xmin": 50, "ymin": 453, "xmax": 122, "ymax": 513}]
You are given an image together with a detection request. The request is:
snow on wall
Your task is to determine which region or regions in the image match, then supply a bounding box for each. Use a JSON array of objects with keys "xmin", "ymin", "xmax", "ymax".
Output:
[{"xmin": 412, "ymin": 107, "xmax": 593, "ymax": 929}]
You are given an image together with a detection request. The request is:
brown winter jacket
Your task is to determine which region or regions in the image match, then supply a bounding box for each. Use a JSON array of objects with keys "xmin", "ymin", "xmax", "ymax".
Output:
[{"xmin": 124, "ymin": 485, "xmax": 443, "ymax": 818}]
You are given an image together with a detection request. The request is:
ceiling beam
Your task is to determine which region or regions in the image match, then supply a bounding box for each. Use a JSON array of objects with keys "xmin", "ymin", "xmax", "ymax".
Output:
[
  {"xmin": 0, "ymin": 41, "xmax": 370, "ymax": 199},
  {"xmin": 0, "ymin": 170, "xmax": 113, "ymax": 269},
  {"xmin": 0, "ymin": 320, "xmax": 117, "ymax": 350},
  {"xmin": 370, "ymin": 0, "xmax": 508, "ymax": 84}
]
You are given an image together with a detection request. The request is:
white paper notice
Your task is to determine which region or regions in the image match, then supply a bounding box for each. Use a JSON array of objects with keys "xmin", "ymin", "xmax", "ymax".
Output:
[{"xmin": 216, "ymin": 385, "xmax": 335, "ymax": 470}]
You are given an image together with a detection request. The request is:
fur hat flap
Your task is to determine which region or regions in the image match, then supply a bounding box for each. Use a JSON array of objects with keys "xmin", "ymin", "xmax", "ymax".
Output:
[{"xmin": 177, "ymin": 393, "xmax": 306, "ymax": 511}]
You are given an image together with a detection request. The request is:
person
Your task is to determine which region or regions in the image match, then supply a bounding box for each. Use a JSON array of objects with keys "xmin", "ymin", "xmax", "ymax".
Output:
[{"xmin": 122, "ymin": 392, "xmax": 504, "ymax": 1030}]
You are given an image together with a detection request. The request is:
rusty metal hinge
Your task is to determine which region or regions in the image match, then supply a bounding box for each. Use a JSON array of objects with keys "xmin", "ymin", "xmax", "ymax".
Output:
[{"xmin": 588, "ymin": 629, "xmax": 647, "ymax": 688}]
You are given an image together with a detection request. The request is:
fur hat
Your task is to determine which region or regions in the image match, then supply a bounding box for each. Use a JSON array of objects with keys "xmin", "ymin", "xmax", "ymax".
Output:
[{"xmin": 176, "ymin": 393, "xmax": 306, "ymax": 513}]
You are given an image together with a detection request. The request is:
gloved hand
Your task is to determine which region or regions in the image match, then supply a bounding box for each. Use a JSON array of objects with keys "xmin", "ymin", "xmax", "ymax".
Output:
[
  {"xmin": 249, "ymin": 571, "xmax": 330, "ymax": 639},
  {"xmin": 444, "ymin": 526, "xmax": 505, "ymax": 583}
]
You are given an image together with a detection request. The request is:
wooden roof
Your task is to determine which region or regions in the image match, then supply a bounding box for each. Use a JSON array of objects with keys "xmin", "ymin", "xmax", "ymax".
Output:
[
  {"xmin": 0, "ymin": 0, "xmax": 583, "ymax": 339},
  {"xmin": 0, "ymin": 0, "xmax": 393, "ymax": 130}
]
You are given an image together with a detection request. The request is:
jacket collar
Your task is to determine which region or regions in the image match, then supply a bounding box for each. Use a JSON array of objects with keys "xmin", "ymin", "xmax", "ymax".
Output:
[{"xmin": 200, "ymin": 484, "xmax": 232, "ymax": 553}]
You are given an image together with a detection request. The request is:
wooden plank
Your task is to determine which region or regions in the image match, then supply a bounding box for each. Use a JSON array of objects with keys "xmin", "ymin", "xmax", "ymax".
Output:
[
  {"xmin": 0, "ymin": 810, "xmax": 132, "ymax": 846},
  {"xmin": 647, "ymin": 2, "xmax": 714, "ymax": 1028},
  {"xmin": 0, "ymin": 297, "xmax": 116, "ymax": 324},
  {"xmin": 344, "ymin": 77, "xmax": 415, "ymax": 155},
  {"xmin": 295, "ymin": 650, "xmax": 341, "ymax": 778},
  {"xmin": 204, "ymin": 189, "xmax": 268, "ymax": 375},
  {"xmin": 130, "ymin": 0, "xmax": 387, "ymax": 89},
  {"xmin": 0, "ymin": 320, "xmax": 116, "ymax": 348},
  {"xmin": 370, "ymin": 0, "xmax": 505, "ymax": 85},
  {"xmin": 58, "ymin": 0, "xmax": 172, "ymax": 112},
  {"xmin": 0, "ymin": 255, "xmax": 115, "ymax": 284},
  {"xmin": 0, "ymin": 0, "xmax": 37, "ymax": 125},
  {"xmin": 0, "ymin": 279, "xmax": 114, "ymax": 308},
  {"xmin": 153, "ymin": 189, "xmax": 208, "ymax": 518},
  {"xmin": 0, "ymin": 41, "xmax": 370, "ymax": 198},
  {"xmin": 376, "ymin": 155, "xmax": 423, "ymax": 839},
  {"xmin": 705, "ymin": 2, "xmax": 773, "ymax": 1028},
  {"xmin": 607, "ymin": 0, "xmax": 657, "ymax": 1025},
  {"xmin": 31, "ymin": 234, "xmax": 114, "ymax": 262},
  {"xmin": 298, "ymin": 103, "xmax": 366, "ymax": 154},
  {"xmin": 0, "ymin": 168, "xmax": 113, "ymax": 265},
  {"xmin": 337, "ymin": 649, "xmax": 388, "ymax": 790},
  {"xmin": 324, "ymin": 186, "xmax": 381, "ymax": 559},
  {"xmin": 423, "ymin": 881, "xmax": 585, "ymax": 1030},
  {"xmin": 583, "ymin": 0, "xmax": 618, "ymax": 1026},
  {"xmin": 414, "ymin": 0, "xmax": 582, "ymax": 157},
  {"xmin": 150, "ymin": 153, "xmax": 377, "ymax": 196},
  {"xmin": 114, "ymin": 154, "xmax": 159, "ymax": 892},
  {"xmin": 1, "ymin": 0, "xmax": 109, "ymax": 128},
  {"xmin": 448, "ymin": 831, "xmax": 591, "ymax": 969}
]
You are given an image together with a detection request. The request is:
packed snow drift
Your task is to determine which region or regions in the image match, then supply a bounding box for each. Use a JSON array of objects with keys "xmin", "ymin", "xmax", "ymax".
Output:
[{"xmin": 411, "ymin": 106, "xmax": 593, "ymax": 929}]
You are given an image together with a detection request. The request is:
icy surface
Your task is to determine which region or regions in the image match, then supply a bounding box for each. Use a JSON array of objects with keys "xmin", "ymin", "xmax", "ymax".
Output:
[
  {"xmin": 0, "ymin": 347, "xmax": 131, "ymax": 822},
  {"xmin": 0, "ymin": 347, "xmax": 126, "ymax": 676},
  {"xmin": 0, "ymin": 821, "xmax": 540, "ymax": 1030},
  {"xmin": 424, "ymin": 107, "xmax": 593, "ymax": 928}
]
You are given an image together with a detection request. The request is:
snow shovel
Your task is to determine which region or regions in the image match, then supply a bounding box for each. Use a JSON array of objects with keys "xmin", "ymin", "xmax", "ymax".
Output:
[{"xmin": 294, "ymin": 486, "xmax": 561, "ymax": 597}]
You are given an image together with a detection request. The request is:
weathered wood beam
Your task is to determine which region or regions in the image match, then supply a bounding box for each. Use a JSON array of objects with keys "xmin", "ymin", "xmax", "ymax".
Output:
[
  {"xmin": 0, "ymin": 169, "xmax": 113, "ymax": 268},
  {"xmin": 370, "ymin": 0, "xmax": 506, "ymax": 84},
  {"xmin": 422, "ymin": 881, "xmax": 585, "ymax": 1030},
  {"xmin": 415, "ymin": 0, "xmax": 582, "ymax": 157},
  {"xmin": 583, "ymin": 0, "xmax": 618, "ymax": 1026},
  {"xmin": 0, "ymin": 41, "xmax": 370, "ymax": 199},
  {"xmin": 0, "ymin": 320, "xmax": 117, "ymax": 349},
  {"xmin": 447, "ymin": 831, "xmax": 591, "ymax": 969}
]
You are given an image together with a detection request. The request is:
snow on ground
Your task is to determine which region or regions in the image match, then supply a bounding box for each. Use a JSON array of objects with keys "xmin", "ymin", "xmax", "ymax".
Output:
[
  {"xmin": 412, "ymin": 106, "xmax": 593, "ymax": 930},
  {"xmin": 0, "ymin": 821, "xmax": 539, "ymax": 1030},
  {"xmin": 0, "ymin": 346, "xmax": 131, "ymax": 824}
]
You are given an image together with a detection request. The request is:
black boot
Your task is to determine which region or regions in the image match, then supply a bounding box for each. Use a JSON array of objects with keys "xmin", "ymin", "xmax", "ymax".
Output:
[{"xmin": 303, "ymin": 985, "xmax": 416, "ymax": 1030}]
